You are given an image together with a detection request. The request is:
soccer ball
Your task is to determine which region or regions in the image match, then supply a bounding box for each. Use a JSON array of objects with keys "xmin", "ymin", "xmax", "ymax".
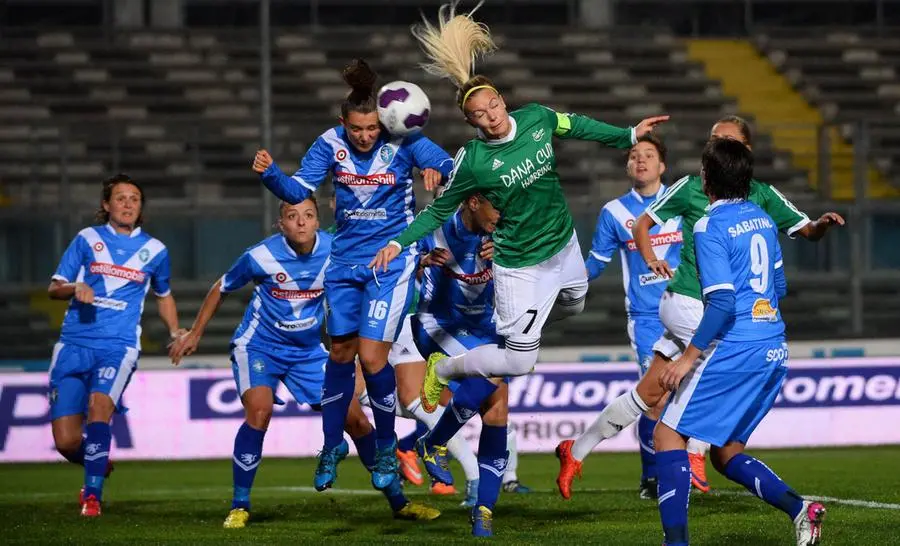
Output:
[{"xmin": 376, "ymin": 81, "xmax": 431, "ymax": 136}]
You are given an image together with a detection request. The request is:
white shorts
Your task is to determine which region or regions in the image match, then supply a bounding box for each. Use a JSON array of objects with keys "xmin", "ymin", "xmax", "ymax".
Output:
[
  {"xmin": 387, "ymin": 314, "xmax": 424, "ymax": 366},
  {"xmin": 493, "ymin": 231, "xmax": 588, "ymax": 350},
  {"xmin": 652, "ymin": 291, "xmax": 705, "ymax": 360}
]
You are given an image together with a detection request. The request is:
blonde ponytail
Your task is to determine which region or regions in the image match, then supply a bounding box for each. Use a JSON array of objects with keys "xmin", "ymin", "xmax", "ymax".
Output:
[{"xmin": 410, "ymin": 1, "xmax": 497, "ymax": 90}]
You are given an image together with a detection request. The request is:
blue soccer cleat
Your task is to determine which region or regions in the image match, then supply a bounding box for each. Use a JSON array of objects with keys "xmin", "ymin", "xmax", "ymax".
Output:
[
  {"xmin": 415, "ymin": 435, "xmax": 454, "ymax": 486},
  {"xmin": 502, "ymin": 480, "xmax": 532, "ymax": 494},
  {"xmin": 471, "ymin": 505, "xmax": 493, "ymax": 537},
  {"xmin": 372, "ymin": 438, "xmax": 400, "ymax": 490},
  {"xmin": 460, "ymin": 479, "xmax": 479, "ymax": 508},
  {"xmin": 314, "ymin": 439, "xmax": 349, "ymax": 491}
]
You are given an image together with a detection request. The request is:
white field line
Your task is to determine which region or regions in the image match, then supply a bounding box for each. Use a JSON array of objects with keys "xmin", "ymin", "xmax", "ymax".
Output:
[{"xmin": 5, "ymin": 485, "xmax": 900, "ymax": 510}]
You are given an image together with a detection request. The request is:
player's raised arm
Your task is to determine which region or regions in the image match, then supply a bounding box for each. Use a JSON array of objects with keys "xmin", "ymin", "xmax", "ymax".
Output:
[
  {"xmin": 370, "ymin": 148, "xmax": 477, "ymax": 271},
  {"xmin": 408, "ymin": 133, "xmax": 454, "ymax": 191},
  {"xmin": 760, "ymin": 183, "xmax": 845, "ymax": 241},
  {"xmin": 549, "ymin": 106, "xmax": 669, "ymax": 149},
  {"xmin": 254, "ymin": 136, "xmax": 332, "ymax": 204}
]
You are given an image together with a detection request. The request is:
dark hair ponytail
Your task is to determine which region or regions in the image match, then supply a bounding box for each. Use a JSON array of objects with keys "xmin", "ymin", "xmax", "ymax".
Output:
[
  {"xmin": 94, "ymin": 173, "xmax": 145, "ymax": 226},
  {"xmin": 340, "ymin": 58, "xmax": 378, "ymax": 117}
]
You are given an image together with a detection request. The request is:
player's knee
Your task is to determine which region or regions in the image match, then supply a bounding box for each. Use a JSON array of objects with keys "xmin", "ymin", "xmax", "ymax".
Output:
[
  {"xmin": 245, "ymin": 405, "xmax": 273, "ymax": 430},
  {"xmin": 556, "ymin": 291, "xmax": 586, "ymax": 317},
  {"xmin": 504, "ymin": 345, "xmax": 539, "ymax": 376},
  {"xmin": 53, "ymin": 431, "xmax": 82, "ymax": 456},
  {"xmin": 329, "ymin": 334, "xmax": 358, "ymax": 364},
  {"xmin": 481, "ymin": 392, "xmax": 509, "ymax": 425},
  {"xmin": 86, "ymin": 393, "xmax": 115, "ymax": 424}
]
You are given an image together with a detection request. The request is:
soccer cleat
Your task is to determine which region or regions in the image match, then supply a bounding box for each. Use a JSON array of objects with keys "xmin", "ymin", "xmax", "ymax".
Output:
[
  {"xmin": 416, "ymin": 435, "xmax": 454, "ymax": 486},
  {"xmin": 80, "ymin": 494, "xmax": 101, "ymax": 517},
  {"xmin": 430, "ymin": 481, "xmax": 457, "ymax": 495},
  {"xmin": 314, "ymin": 439, "xmax": 349, "ymax": 491},
  {"xmin": 639, "ymin": 477, "xmax": 659, "ymax": 500},
  {"xmin": 502, "ymin": 480, "xmax": 531, "ymax": 494},
  {"xmin": 794, "ymin": 501, "xmax": 826, "ymax": 546},
  {"xmin": 393, "ymin": 501, "xmax": 441, "ymax": 521},
  {"xmin": 372, "ymin": 438, "xmax": 400, "ymax": 490},
  {"xmin": 555, "ymin": 439, "xmax": 582, "ymax": 500},
  {"xmin": 223, "ymin": 508, "xmax": 250, "ymax": 529},
  {"xmin": 471, "ymin": 505, "xmax": 493, "ymax": 537},
  {"xmin": 79, "ymin": 460, "xmax": 115, "ymax": 505},
  {"xmin": 397, "ymin": 449, "xmax": 424, "ymax": 486},
  {"xmin": 420, "ymin": 352, "xmax": 448, "ymax": 413},
  {"xmin": 460, "ymin": 479, "xmax": 479, "ymax": 507},
  {"xmin": 688, "ymin": 452, "xmax": 710, "ymax": 493}
]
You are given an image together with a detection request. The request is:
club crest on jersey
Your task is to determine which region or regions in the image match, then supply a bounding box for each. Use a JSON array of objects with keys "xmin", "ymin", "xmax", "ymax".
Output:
[
  {"xmin": 335, "ymin": 149, "xmax": 348, "ymax": 161},
  {"xmin": 625, "ymin": 219, "xmax": 635, "ymax": 229},
  {"xmin": 93, "ymin": 242, "xmax": 105, "ymax": 252},
  {"xmin": 532, "ymin": 128, "xmax": 545, "ymax": 142},
  {"xmin": 138, "ymin": 248, "xmax": 150, "ymax": 263},
  {"xmin": 275, "ymin": 272, "xmax": 288, "ymax": 283},
  {"xmin": 378, "ymin": 145, "xmax": 394, "ymax": 163}
]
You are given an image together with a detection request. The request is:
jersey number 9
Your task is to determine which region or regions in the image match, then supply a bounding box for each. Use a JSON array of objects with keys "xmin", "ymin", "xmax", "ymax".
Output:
[{"xmin": 749, "ymin": 233, "xmax": 769, "ymax": 294}]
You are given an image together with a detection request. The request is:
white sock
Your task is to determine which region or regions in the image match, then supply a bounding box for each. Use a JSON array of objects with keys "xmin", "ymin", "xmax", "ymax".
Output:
[
  {"xmin": 437, "ymin": 344, "xmax": 538, "ymax": 379},
  {"xmin": 437, "ymin": 344, "xmax": 505, "ymax": 379},
  {"xmin": 407, "ymin": 399, "xmax": 479, "ymax": 481},
  {"xmin": 686, "ymin": 438, "xmax": 710, "ymax": 455},
  {"xmin": 571, "ymin": 387, "xmax": 648, "ymax": 461},
  {"xmin": 503, "ymin": 426, "xmax": 518, "ymax": 484}
]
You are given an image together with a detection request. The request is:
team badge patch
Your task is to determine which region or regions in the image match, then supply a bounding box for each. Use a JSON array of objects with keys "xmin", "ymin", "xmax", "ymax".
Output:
[
  {"xmin": 335, "ymin": 149, "xmax": 348, "ymax": 162},
  {"xmin": 138, "ymin": 248, "xmax": 150, "ymax": 263},
  {"xmin": 378, "ymin": 145, "xmax": 395, "ymax": 163},
  {"xmin": 93, "ymin": 242, "xmax": 105, "ymax": 252}
]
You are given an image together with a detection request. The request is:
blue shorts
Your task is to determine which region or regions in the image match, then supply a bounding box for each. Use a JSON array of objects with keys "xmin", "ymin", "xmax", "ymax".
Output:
[
  {"xmin": 231, "ymin": 343, "xmax": 328, "ymax": 406},
  {"xmin": 661, "ymin": 339, "xmax": 789, "ymax": 447},
  {"xmin": 411, "ymin": 314, "xmax": 500, "ymax": 359},
  {"xmin": 48, "ymin": 341, "xmax": 139, "ymax": 421},
  {"xmin": 412, "ymin": 315, "xmax": 506, "ymax": 391},
  {"xmin": 628, "ymin": 315, "xmax": 665, "ymax": 376},
  {"xmin": 324, "ymin": 252, "xmax": 418, "ymax": 342}
]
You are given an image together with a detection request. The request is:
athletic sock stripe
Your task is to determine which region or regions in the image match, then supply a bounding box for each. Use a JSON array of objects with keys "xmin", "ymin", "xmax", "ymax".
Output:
[{"xmin": 506, "ymin": 341, "xmax": 541, "ymax": 353}]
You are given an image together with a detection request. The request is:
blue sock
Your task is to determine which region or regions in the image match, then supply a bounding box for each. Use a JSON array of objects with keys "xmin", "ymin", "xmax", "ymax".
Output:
[
  {"xmin": 232, "ymin": 422, "xmax": 266, "ymax": 510},
  {"xmin": 383, "ymin": 475, "xmax": 409, "ymax": 512},
  {"xmin": 656, "ymin": 449, "xmax": 691, "ymax": 546},
  {"xmin": 428, "ymin": 377, "xmax": 497, "ymax": 447},
  {"xmin": 83, "ymin": 422, "xmax": 111, "ymax": 501},
  {"xmin": 352, "ymin": 430, "xmax": 376, "ymax": 471},
  {"xmin": 398, "ymin": 421, "xmax": 428, "ymax": 452},
  {"xmin": 63, "ymin": 438, "xmax": 86, "ymax": 466},
  {"xmin": 362, "ymin": 365, "xmax": 397, "ymax": 447},
  {"xmin": 322, "ymin": 359, "xmax": 355, "ymax": 450},
  {"xmin": 724, "ymin": 453, "xmax": 804, "ymax": 520},
  {"xmin": 638, "ymin": 414, "xmax": 658, "ymax": 480},
  {"xmin": 476, "ymin": 424, "xmax": 508, "ymax": 511}
]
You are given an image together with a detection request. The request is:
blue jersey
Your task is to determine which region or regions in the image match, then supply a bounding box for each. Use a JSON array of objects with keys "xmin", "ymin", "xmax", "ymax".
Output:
[
  {"xmin": 260, "ymin": 127, "xmax": 453, "ymax": 265},
  {"xmin": 588, "ymin": 187, "xmax": 683, "ymax": 317},
  {"xmin": 418, "ymin": 209, "xmax": 494, "ymax": 336},
  {"xmin": 52, "ymin": 224, "xmax": 171, "ymax": 351},
  {"xmin": 694, "ymin": 200, "xmax": 786, "ymax": 344},
  {"xmin": 221, "ymin": 231, "xmax": 331, "ymax": 351}
]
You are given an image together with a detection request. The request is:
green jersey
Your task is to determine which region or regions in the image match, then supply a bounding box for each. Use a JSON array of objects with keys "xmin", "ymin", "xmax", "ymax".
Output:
[
  {"xmin": 646, "ymin": 175, "xmax": 810, "ymax": 300},
  {"xmin": 394, "ymin": 103, "xmax": 635, "ymax": 268}
]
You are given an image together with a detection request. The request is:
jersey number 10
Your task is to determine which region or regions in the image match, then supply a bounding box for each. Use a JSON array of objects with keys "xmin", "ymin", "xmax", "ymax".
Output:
[{"xmin": 749, "ymin": 233, "xmax": 769, "ymax": 294}]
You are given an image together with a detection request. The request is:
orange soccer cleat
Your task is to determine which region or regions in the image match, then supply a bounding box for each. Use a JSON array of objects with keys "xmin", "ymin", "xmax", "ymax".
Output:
[
  {"xmin": 396, "ymin": 449, "xmax": 424, "ymax": 486},
  {"xmin": 430, "ymin": 481, "xmax": 457, "ymax": 495},
  {"xmin": 80, "ymin": 494, "xmax": 102, "ymax": 517},
  {"xmin": 688, "ymin": 452, "xmax": 710, "ymax": 493},
  {"xmin": 555, "ymin": 440, "xmax": 583, "ymax": 500}
]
